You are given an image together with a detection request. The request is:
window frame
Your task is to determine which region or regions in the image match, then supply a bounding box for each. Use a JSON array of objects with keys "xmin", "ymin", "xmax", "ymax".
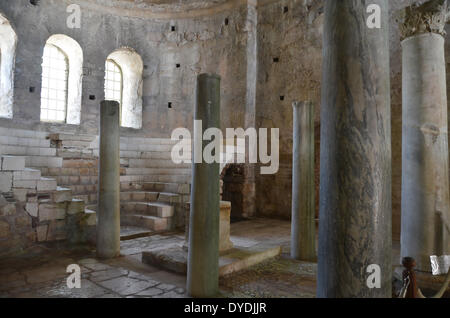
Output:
[
  {"xmin": 40, "ymin": 43, "xmax": 70, "ymax": 123},
  {"xmin": 104, "ymin": 58, "xmax": 123, "ymax": 124}
]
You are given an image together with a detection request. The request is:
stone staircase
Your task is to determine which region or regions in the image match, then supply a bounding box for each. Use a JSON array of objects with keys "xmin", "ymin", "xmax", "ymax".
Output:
[
  {"xmin": 45, "ymin": 133, "xmax": 192, "ymax": 235},
  {"xmin": 0, "ymin": 128, "xmax": 194, "ymax": 240},
  {"xmin": 0, "ymin": 153, "xmax": 92, "ymax": 255}
]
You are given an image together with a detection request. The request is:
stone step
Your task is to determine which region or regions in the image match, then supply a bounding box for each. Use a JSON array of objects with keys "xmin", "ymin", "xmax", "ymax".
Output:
[
  {"xmin": 56, "ymin": 148, "xmax": 96, "ymax": 159},
  {"xmin": 119, "ymin": 151, "xmax": 182, "ymax": 160},
  {"xmin": 123, "ymin": 167, "xmax": 191, "ymax": 176},
  {"xmin": 120, "ymin": 201, "xmax": 174, "ymax": 218},
  {"xmin": 0, "ymin": 135, "xmax": 50, "ymax": 148},
  {"xmin": 63, "ymin": 184, "xmax": 97, "ymax": 195},
  {"xmin": 1, "ymin": 192, "xmax": 15, "ymax": 203},
  {"xmin": 121, "ymin": 214, "xmax": 169, "ymax": 232},
  {"xmin": 37, "ymin": 177, "xmax": 58, "ymax": 191},
  {"xmin": 0, "ymin": 145, "xmax": 56, "ymax": 157},
  {"xmin": 26, "ymin": 156, "xmax": 63, "ymax": 168},
  {"xmin": 120, "ymin": 226, "xmax": 153, "ymax": 241},
  {"xmin": 13, "ymin": 168, "xmax": 42, "ymax": 181},
  {"xmin": 41, "ymin": 167, "xmax": 98, "ymax": 177},
  {"xmin": 0, "ymin": 127, "xmax": 48, "ymax": 139},
  {"xmin": 126, "ymin": 159, "xmax": 191, "ymax": 169},
  {"xmin": 142, "ymin": 182, "xmax": 190, "ymax": 194},
  {"xmin": 120, "ymin": 191, "xmax": 158, "ymax": 202},
  {"xmin": 119, "ymin": 191, "xmax": 182, "ymax": 204},
  {"xmin": 49, "ymin": 187, "xmax": 73, "ymax": 203},
  {"xmin": 119, "ymin": 174, "xmax": 191, "ymax": 183},
  {"xmin": 83, "ymin": 209, "xmax": 97, "ymax": 226},
  {"xmin": 1, "ymin": 155, "xmax": 25, "ymax": 171},
  {"xmin": 49, "ymin": 133, "xmax": 96, "ymax": 143},
  {"xmin": 73, "ymin": 194, "xmax": 97, "ymax": 204},
  {"xmin": 62, "ymin": 159, "xmax": 98, "ymax": 168}
]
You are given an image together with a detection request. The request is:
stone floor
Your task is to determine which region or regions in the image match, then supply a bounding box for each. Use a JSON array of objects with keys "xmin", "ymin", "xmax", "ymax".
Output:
[
  {"xmin": 1, "ymin": 218, "xmax": 444, "ymax": 298},
  {"xmin": 0, "ymin": 218, "xmax": 314, "ymax": 298}
]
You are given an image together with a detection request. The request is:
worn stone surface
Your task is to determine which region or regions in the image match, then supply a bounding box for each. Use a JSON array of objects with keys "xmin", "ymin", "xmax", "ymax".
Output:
[
  {"xmin": 318, "ymin": 0, "xmax": 392, "ymax": 298},
  {"xmin": 97, "ymin": 101, "xmax": 121, "ymax": 259},
  {"xmin": 400, "ymin": 3, "xmax": 450, "ymax": 271},
  {"xmin": 0, "ymin": 218, "xmax": 326, "ymax": 299},
  {"xmin": 291, "ymin": 101, "xmax": 315, "ymax": 261},
  {"xmin": 187, "ymin": 73, "xmax": 221, "ymax": 297}
]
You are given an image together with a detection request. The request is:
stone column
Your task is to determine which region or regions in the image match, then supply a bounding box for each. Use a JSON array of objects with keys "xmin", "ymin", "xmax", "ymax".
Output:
[
  {"xmin": 291, "ymin": 101, "xmax": 315, "ymax": 261},
  {"xmin": 187, "ymin": 73, "xmax": 221, "ymax": 297},
  {"xmin": 318, "ymin": 0, "xmax": 392, "ymax": 297},
  {"xmin": 97, "ymin": 101, "xmax": 121, "ymax": 259},
  {"xmin": 398, "ymin": 0, "xmax": 450, "ymax": 272}
]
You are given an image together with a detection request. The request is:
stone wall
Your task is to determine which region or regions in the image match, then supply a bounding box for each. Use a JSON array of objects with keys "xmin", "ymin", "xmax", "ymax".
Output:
[
  {"xmin": 0, "ymin": 0, "xmax": 249, "ymax": 137},
  {"xmin": 254, "ymin": 0, "xmax": 323, "ymax": 219},
  {"xmin": 0, "ymin": 152, "xmax": 90, "ymax": 257},
  {"xmin": 1, "ymin": 0, "xmax": 450, "ymax": 241}
]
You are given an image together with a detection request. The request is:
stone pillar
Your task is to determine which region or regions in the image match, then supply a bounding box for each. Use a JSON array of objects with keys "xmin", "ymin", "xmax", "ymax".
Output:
[
  {"xmin": 97, "ymin": 101, "xmax": 121, "ymax": 259},
  {"xmin": 318, "ymin": 0, "xmax": 392, "ymax": 297},
  {"xmin": 187, "ymin": 73, "xmax": 221, "ymax": 297},
  {"xmin": 291, "ymin": 101, "xmax": 315, "ymax": 261},
  {"xmin": 398, "ymin": 0, "xmax": 450, "ymax": 272}
]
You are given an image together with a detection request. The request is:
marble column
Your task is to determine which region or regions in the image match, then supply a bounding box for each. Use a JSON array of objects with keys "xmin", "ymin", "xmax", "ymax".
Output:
[
  {"xmin": 291, "ymin": 101, "xmax": 315, "ymax": 261},
  {"xmin": 97, "ymin": 101, "xmax": 121, "ymax": 259},
  {"xmin": 398, "ymin": 0, "xmax": 450, "ymax": 272},
  {"xmin": 187, "ymin": 73, "xmax": 221, "ymax": 297},
  {"xmin": 318, "ymin": 0, "xmax": 392, "ymax": 297}
]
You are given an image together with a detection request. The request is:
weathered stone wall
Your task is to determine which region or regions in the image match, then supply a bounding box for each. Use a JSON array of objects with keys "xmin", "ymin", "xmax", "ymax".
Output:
[
  {"xmin": 0, "ymin": 0, "xmax": 248, "ymax": 137},
  {"xmin": 1, "ymin": 0, "xmax": 450, "ymax": 241},
  {"xmin": 254, "ymin": 0, "xmax": 323, "ymax": 219}
]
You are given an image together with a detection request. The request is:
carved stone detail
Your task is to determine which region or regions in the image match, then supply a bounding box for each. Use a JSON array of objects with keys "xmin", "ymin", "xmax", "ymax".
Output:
[{"xmin": 397, "ymin": 0, "xmax": 449, "ymax": 41}]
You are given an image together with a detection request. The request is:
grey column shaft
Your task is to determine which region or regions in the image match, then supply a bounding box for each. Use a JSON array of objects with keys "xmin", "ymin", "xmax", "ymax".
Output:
[
  {"xmin": 97, "ymin": 101, "xmax": 121, "ymax": 259},
  {"xmin": 318, "ymin": 0, "xmax": 392, "ymax": 297},
  {"xmin": 401, "ymin": 33, "xmax": 450, "ymax": 271},
  {"xmin": 291, "ymin": 101, "xmax": 315, "ymax": 261},
  {"xmin": 187, "ymin": 73, "xmax": 221, "ymax": 297}
]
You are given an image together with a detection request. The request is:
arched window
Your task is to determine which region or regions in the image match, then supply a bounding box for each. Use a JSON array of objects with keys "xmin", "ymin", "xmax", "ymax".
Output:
[
  {"xmin": 41, "ymin": 44, "xmax": 68, "ymax": 122},
  {"xmin": 40, "ymin": 35, "xmax": 83, "ymax": 124},
  {"xmin": 0, "ymin": 13, "xmax": 17, "ymax": 119},
  {"xmin": 105, "ymin": 48, "xmax": 143, "ymax": 129},
  {"xmin": 105, "ymin": 59, "xmax": 123, "ymax": 107}
]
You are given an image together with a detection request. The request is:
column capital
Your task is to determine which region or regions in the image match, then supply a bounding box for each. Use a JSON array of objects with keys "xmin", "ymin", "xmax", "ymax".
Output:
[{"xmin": 397, "ymin": 0, "xmax": 449, "ymax": 41}]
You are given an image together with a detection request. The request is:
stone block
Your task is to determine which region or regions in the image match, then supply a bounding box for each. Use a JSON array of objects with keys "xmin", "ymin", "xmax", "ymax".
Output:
[
  {"xmin": 37, "ymin": 178, "xmax": 57, "ymax": 191},
  {"xmin": 0, "ymin": 204, "xmax": 16, "ymax": 216},
  {"xmin": 39, "ymin": 203, "xmax": 66, "ymax": 221},
  {"xmin": 13, "ymin": 168, "xmax": 41, "ymax": 181},
  {"xmin": 15, "ymin": 215, "xmax": 31, "ymax": 229},
  {"xmin": 47, "ymin": 220, "xmax": 67, "ymax": 241},
  {"xmin": 0, "ymin": 220, "xmax": 10, "ymax": 238},
  {"xmin": 1, "ymin": 156, "xmax": 25, "ymax": 171},
  {"xmin": 36, "ymin": 225, "xmax": 48, "ymax": 242},
  {"xmin": 13, "ymin": 188, "xmax": 28, "ymax": 202},
  {"xmin": 0, "ymin": 172, "xmax": 13, "ymax": 192},
  {"xmin": 52, "ymin": 187, "xmax": 72, "ymax": 203},
  {"xmin": 83, "ymin": 211, "xmax": 96, "ymax": 226},
  {"xmin": 0, "ymin": 195, "xmax": 7, "ymax": 207},
  {"xmin": 219, "ymin": 201, "xmax": 233, "ymax": 252},
  {"xmin": 13, "ymin": 180, "xmax": 37, "ymax": 189},
  {"xmin": 67, "ymin": 199, "xmax": 84, "ymax": 215},
  {"xmin": 25, "ymin": 202, "xmax": 38, "ymax": 217}
]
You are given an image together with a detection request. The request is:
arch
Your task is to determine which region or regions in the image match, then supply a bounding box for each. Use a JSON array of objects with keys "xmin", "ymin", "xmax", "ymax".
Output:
[
  {"xmin": 41, "ymin": 34, "xmax": 83, "ymax": 124},
  {"xmin": 0, "ymin": 13, "xmax": 17, "ymax": 119},
  {"xmin": 105, "ymin": 47, "xmax": 143, "ymax": 129}
]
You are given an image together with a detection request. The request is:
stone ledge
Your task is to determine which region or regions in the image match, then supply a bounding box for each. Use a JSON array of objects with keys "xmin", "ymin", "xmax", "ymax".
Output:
[{"xmin": 142, "ymin": 244, "xmax": 281, "ymax": 277}]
